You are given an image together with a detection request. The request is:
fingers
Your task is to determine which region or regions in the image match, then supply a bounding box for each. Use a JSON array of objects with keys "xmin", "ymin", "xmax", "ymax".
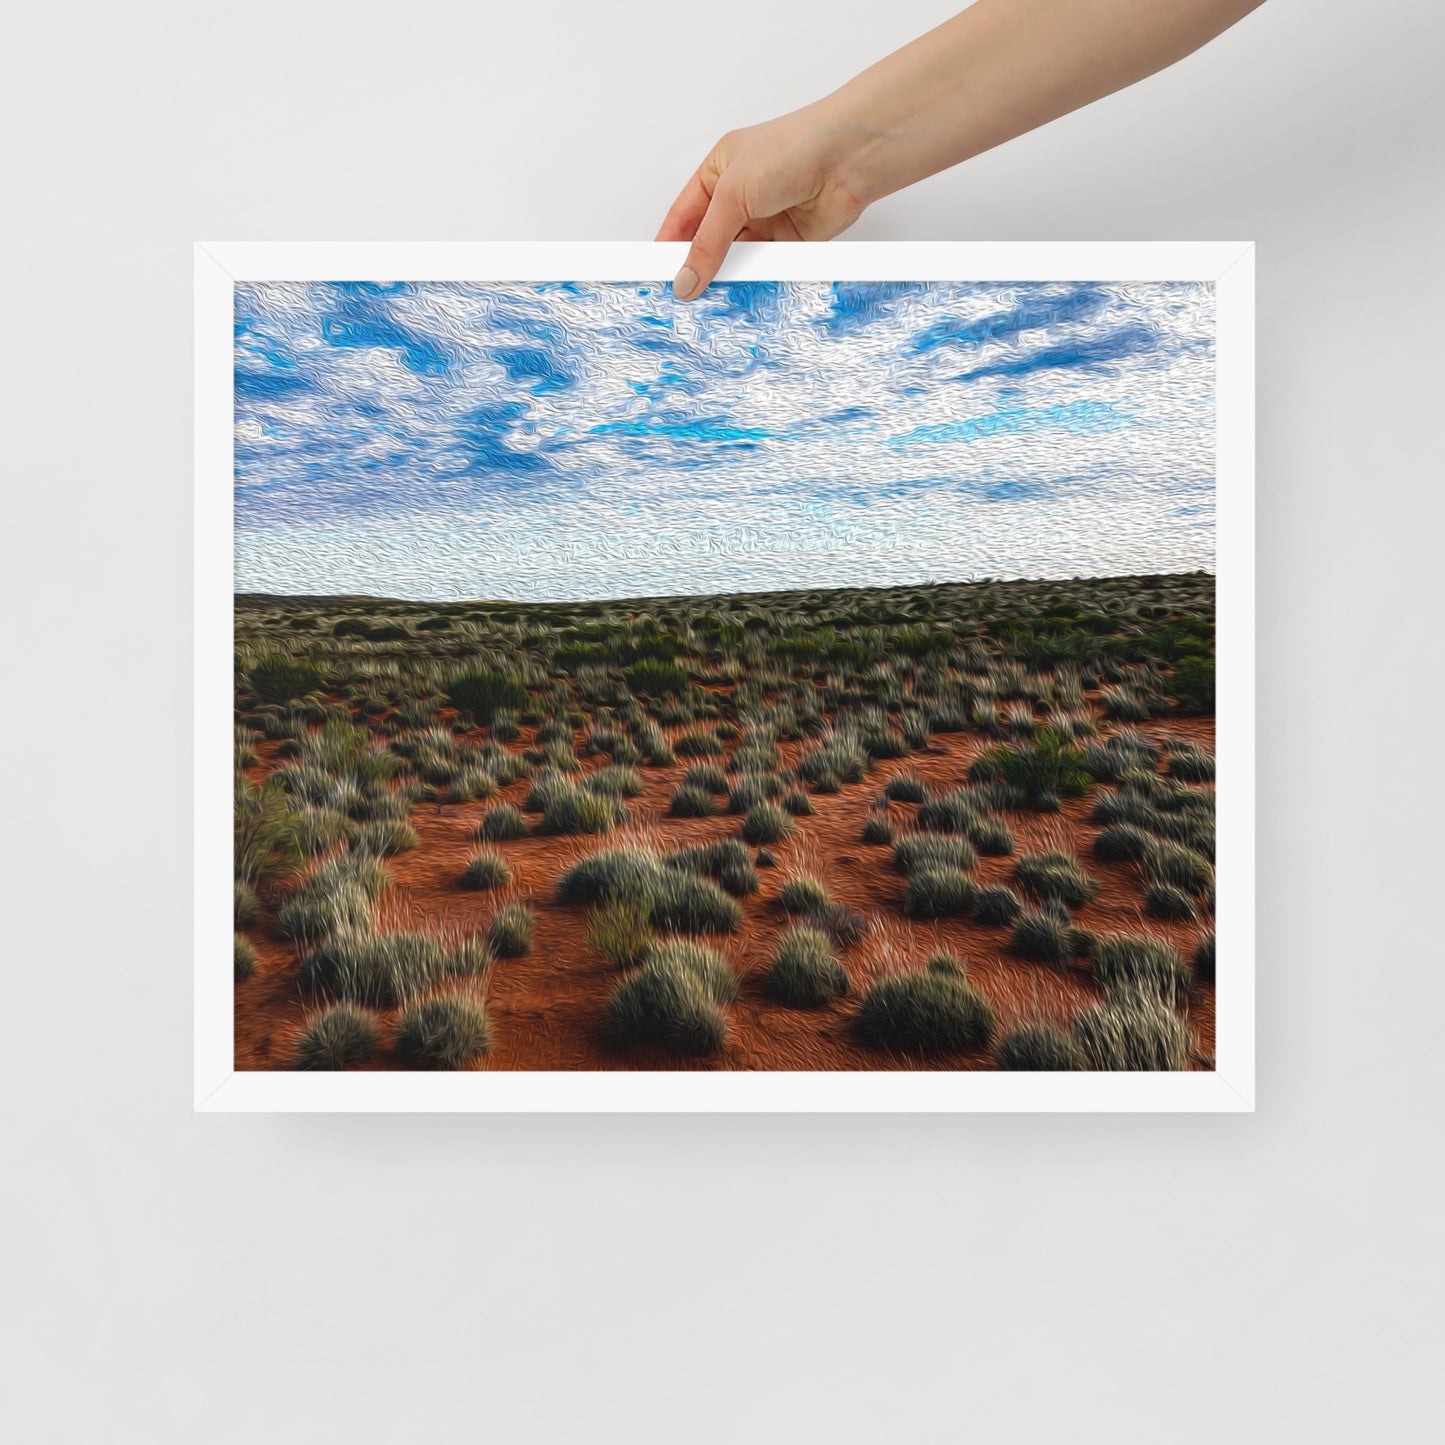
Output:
[
  {"xmin": 673, "ymin": 178, "xmax": 750, "ymax": 300},
  {"xmin": 655, "ymin": 170, "xmax": 713, "ymax": 243}
]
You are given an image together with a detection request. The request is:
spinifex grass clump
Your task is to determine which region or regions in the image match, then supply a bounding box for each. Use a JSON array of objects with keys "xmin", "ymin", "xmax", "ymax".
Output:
[
  {"xmin": 583, "ymin": 764, "xmax": 646, "ymax": 798},
  {"xmin": 275, "ymin": 856, "xmax": 387, "ymax": 946},
  {"xmin": 234, "ymin": 933, "xmax": 257, "ymax": 982},
  {"xmin": 300, "ymin": 929, "xmax": 446, "ymax": 1007},
  {"xmin": 540, "ymin": 781, "xmax": 626, "ymax": 835},
  {"xmin": 669, "ymin": 783, "xmax": 718, "ymax": 817},
  {"xmin": 779, "ymin": 875, "xmax": 832, "ymax": 914},
  {"xmin": 294, "ymin": 1003, "xmax": 382, "ymax": 1070},
  {"xmin": 862, "ymin": 814, "xmax": 896, "ymax": 845},
  {"xmin": 557, "ymin": 846, "xmax": 743, "ymax": 934},
  {"xmin": 1142, "ymin": 839, "xmax": 1214, "ymax": 893},
  {"xmin": 904, "ymin": 867, "xmax": 977, "ymax": 919},
  {"xmin": 587, "ymin": 896, "xmax": 655, "ymax": 969},
  {"xmin": 765, "ymin": 926, "xmax": 849, "ymax": 1006},
  {"xmin": 882, "ymin": 772, "xmax": 929, "ymax": 804},
  {"xmin": 1194, "ymin": 931, "xmax": 1215, "ymax": 985},
  {"xmin": 608, "ymin": 940, "xmax": 737, "ymax": 1054},
  {"xmin": 996, "ymin": 1023, "xmax": 1086, "ymax": 1071},
  {"xmin": 668, "ymin": 836, "xmax": 756, "ymax": 891},
  {"xmin": 489, "ymin": 904, "xmax": 535, "ymax": 957},
  {"xmin": 680, "ymin": 762, "xmax": 728, "ymax": 794},
  {"xmin": 1167, "ymin": 744, "xmax": 1216, "ymax": 783},
  {"xmin": 235, "ymin": 880, "xmax": 258, "ymax": 929},
  {"xmin": 395, "ymin": 993, "xmax": 493, "ymax": 1068},
  {"xmin": 856, "ymin": 967, "xmax": 996, "ymax": 1054},
  {"xmin": 477, "ymin": 804, "xmax": 528, "ymax": 842},
  {"xmin": 461, "ymin": 851, "xmax": 511, "ymax": 890},
  {"xmin": 741, "ymin": 801, "xmax": 794, "ymax": 845},
  {"xmin": 973, "ymin": 884, "xmax": 1024, "ymax": 926},
  {"xmin": 1009, "ymin": 908, "xmax": 1095, "ymax": 966},
  {"xmin": 1013, "ymin": 850, "xmax": 1098, "ymax": 910},
  {"xmin": 1145, "ymin": 882, "xmax": 1197, "ymax": 920},
  {"xmin": 1073, "ymin": 989, "xmax": 1190, "ymax": 1071},
  {"xmin": 1091, "ymin": 934, "xmax": 1192, "ymax": 1003},
  {"xmin": 892, "ymin": 833, "xmax": 977, "ymax": 876}
]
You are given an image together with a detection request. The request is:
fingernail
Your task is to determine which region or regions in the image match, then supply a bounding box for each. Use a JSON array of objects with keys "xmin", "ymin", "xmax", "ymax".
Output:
[{"xmin": 673, "ymin": 266, "xmax": 699, "ymax": 300}]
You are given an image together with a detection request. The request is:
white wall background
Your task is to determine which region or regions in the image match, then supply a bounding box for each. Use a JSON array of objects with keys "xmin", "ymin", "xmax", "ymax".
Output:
[{"xmin": 3, "ymin": 2, "xmax": 1441, "ymax": 1439}]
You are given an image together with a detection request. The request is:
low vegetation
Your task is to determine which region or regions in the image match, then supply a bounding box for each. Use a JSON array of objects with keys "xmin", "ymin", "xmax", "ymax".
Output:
[{"xmin": 234, "ymin": 571, "xmax": 1215, "ymax": 1072}]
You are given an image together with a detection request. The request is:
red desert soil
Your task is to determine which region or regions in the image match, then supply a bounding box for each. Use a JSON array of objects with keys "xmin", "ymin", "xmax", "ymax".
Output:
[{"xmin": 236, "ymin": 713, "xmax": 1217, "ymax": 1072}]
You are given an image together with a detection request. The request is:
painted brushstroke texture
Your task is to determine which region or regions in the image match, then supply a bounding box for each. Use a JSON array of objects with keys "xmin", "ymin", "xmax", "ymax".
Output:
[{"xmin": 234, "ymin": 280, "xmax": 1213, "ymax": 600}]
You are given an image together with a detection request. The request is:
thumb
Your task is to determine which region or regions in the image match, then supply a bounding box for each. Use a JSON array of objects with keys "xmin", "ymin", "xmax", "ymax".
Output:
[{"xmin": 673, "ymin": 179, "xmax": 750, "ymax": 300}]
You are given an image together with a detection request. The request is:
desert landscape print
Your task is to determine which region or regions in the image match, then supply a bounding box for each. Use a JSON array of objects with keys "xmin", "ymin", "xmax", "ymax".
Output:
[{"xmin": 233, "ymin": 277, "xmax": 1217, "ymax": 1072}]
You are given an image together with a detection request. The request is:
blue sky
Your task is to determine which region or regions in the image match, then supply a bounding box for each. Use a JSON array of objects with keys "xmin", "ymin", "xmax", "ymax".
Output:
[{"xmin": 234, "ymin": 279, "xmax": 1214, "ymax": 599}]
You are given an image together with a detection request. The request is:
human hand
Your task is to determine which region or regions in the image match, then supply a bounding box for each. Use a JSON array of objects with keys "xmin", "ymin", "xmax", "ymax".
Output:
[{"xmin": 656, "ymin": 103, "xmax": 877, "ymax": 300}]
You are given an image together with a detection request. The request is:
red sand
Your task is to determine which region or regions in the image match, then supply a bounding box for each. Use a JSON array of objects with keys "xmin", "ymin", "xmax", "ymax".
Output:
[{"xmin": 236, "ymin": 714, "xmax": 1216, "ymax": 1072}]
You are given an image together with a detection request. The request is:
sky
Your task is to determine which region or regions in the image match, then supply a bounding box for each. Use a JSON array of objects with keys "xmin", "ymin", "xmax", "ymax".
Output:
[{"xmin": 234, "ymin": 279, "xmax": 1214, "ymax": 600}]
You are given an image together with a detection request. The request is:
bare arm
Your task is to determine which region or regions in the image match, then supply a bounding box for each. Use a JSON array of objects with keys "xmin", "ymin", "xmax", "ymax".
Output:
[{"xmin": 659, "ymin": 0, "xmax": 1267, "ymax": 298}]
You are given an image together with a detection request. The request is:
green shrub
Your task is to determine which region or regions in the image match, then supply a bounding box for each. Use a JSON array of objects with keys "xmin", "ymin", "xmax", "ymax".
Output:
[
  {"xmin": 489, "ymin": 904, "xmax": 535, "ymax": 957},
  {"xmin": 1013, "ymin": 851, "xmax": 1098, "ymax": 909},
  {"xmin": 295, "ymin": 1003, "xmax": 382, "ymax": 1070},
  {"xmin": 969, "ymin": 725, "xmax": 1091, "ymax": 808},
  {"xmin": 862, "ymin": 814, "xmax": 896, "ymax": 845},
  {"xmin": 741, "ymin": 801, "xmax": 793, "ymax": 845},
  {"xmin": 1074, "ymin": 990, "xmax": 1189, "ymax": 1070},
  {"xmin": 904, "ymin": 866, "xmax": 977, "ymax": 918},
  {"xmin": 856, "ymin": 969, "xmax": 996, "ymax": 1054},
  {"xmin": 448, "ymin": 671, "xmax": 528, "ymax": 724},
  {"xmin": 300, "ymin": 930, "xmax": 445, "ymax": 1007},
  {"xmin": 1170, "ymin": 656, "xmax": 1214, "ymax": 714},
  {"xmin": 395, "ymin": 993, "xmax": 493, "ymax": 1068},
  {"xmin": 249, "ymin": 655, "xmax": 324, "ymax": 705},
  {"xmin": 973, "ymin": 885, "xmax": 1023, "ymax": 926},
  {"xmin": 766, "ymin": 926, "xmax": 849, "ymax": 1006},
  {"xmin": 625, "ymin": 660, "xmax": 690, "ymax": 696},
  {"xmin": 477, "ymin": 804, "xmax": 528, "ymax": 841},
  {"xmin": 1092, "ymin": 934, "xmax": 1192, "ymax": 1002},
  {"xmin": 462, "ymin": 851, "xmax": 511, "ymax": 890},
  {"xmin": 996, "ymin": 1024, "xmax": 1086, "ymax": 1071},
  {"xmin": 608, "ymin": 941, "xmax": 735, "ymax": 1054},
  {"xmin": 779, "ymin": 875, "xmax": 832, "ymax": 914},
  {"xmin": 234, "ymin": 933, "xmax": 257, "ymax": 982}
]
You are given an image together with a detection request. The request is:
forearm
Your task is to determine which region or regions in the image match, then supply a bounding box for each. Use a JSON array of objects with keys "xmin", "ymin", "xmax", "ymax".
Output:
[{"xmin": 815, "ymin": 0, "xmax": 1267, "ymax": 206}]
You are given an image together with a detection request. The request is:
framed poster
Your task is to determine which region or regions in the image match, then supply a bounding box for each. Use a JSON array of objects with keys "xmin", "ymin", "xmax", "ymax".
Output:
[{"xmin": 197, "ymin": 241, "xmax": 1253, "ymax": 1111}]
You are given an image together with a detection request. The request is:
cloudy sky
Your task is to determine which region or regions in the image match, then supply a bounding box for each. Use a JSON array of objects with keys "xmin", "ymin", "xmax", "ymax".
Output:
[{"xmin": 234, "ymin": 279, "xmax": 1214, "ymax": 600}]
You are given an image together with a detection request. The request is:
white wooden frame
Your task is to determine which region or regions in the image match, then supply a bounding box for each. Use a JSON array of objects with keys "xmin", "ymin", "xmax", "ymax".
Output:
[{"xmin": 196, "ymin": 241, "xmax": 1254, "ymax": 1112}]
